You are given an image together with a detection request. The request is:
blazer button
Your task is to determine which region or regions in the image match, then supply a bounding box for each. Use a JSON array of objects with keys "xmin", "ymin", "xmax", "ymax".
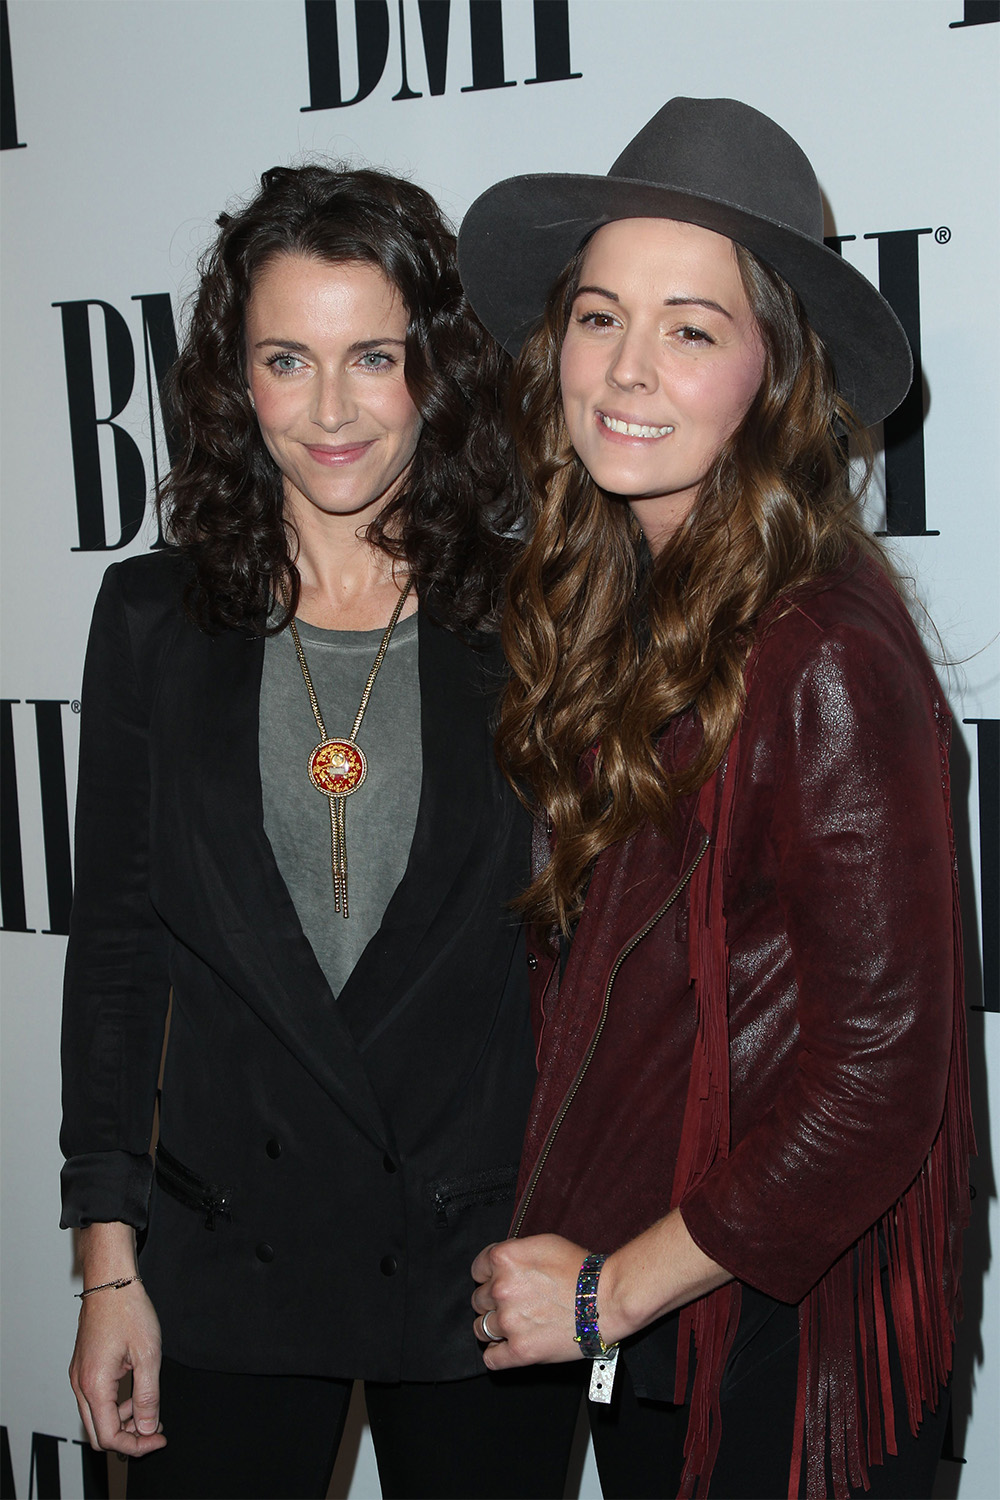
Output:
[
  {"xmin": 265, "ymin": 1139, "xmax": 281, "ymax": 1159},
  {"xmin": 382, "ymin": 1154, "xmax": 397, "ymax": 1174},
  {"xmin": 256, "ymin": 1243, "xmax": 275, "ymax": 1263},
  {"xmin": 527, "ymin": 953, "xmax": 538, "ymax": 970},
  {"xmin": 380, "ymin": 1255, "xmax": 398, "ymax": 1277}
]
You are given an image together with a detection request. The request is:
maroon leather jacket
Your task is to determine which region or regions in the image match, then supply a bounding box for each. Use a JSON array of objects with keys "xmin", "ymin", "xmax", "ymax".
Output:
[{"xmin": 515, "ymin": 556, "xmax": 972, "ymax": 1499}]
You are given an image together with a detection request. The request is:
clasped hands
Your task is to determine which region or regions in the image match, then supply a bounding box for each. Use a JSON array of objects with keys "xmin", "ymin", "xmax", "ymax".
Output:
[
  {"xmin": 470, "ymin": 1212, "xmax": 731, "ymax": 1371},
  {"xmin": 471, "ymin": 1232, "xmax": 622, "ymax": 1371}
]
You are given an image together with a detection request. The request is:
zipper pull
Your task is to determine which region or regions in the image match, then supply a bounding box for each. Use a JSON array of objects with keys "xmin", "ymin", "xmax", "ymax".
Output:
[{"xmin": 203, "ymin": 1192, "xmax": 230, "ymax": 1231}]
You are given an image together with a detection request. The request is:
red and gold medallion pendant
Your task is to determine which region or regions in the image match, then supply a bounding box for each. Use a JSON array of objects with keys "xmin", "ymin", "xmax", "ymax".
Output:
[
  {"xmin": 284, "ymin": 575, "xmax": 411, "ymax": 919},
  {"xmin": 308, "ymin": 738, "xmax": 367, "ymax": 797}
]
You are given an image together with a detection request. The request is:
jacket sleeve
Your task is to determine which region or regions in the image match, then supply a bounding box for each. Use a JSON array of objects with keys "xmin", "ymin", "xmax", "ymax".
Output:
[
  {"xmin": 59, "ymin": 563, "xmax": 171, "ymax": 1230},
  {"xmin": 679, "ymin": 615, "xmax": 957, "ymax": 1302}
]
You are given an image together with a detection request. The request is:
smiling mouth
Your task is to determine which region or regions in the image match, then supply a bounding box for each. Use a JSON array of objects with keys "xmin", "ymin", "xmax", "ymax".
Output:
[
  {"xmin": 304, "ymin": 441, "xmax": 375, "ymax": 464},
  {"xmin": 598, "ymin": 413, "xmax": 674, "ymax": 439}
]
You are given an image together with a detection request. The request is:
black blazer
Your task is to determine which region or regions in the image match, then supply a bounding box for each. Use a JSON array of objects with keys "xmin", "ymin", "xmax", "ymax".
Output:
[{"xmin": 60, "ymin": 552, "xmax": 536, "ymax": 1381}]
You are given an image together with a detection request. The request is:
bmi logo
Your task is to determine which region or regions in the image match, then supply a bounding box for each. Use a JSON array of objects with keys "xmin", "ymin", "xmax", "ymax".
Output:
[
  {"xmin": 52, "ymin": 295, "xmax": 178, "ymax": 552},
  {"xmin": 1, "ymin": 700, "xmax": 75, "ymax": 937},
  {"xmin": 302, "ymin": 0, "xmax": 582, "ymax": 111},
  {"xmin": 1, "ymin": 1423, "xmax": 109, "ymax": 1498},
  {"xmin": 826, "ymin": 228, "xmax": 938, "ymax": 537}
]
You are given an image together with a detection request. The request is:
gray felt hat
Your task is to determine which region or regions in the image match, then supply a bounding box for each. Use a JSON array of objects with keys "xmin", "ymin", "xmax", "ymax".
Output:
[{"xmin": 457, "ymin": 97, "xmax": 912, "ymax": 427}]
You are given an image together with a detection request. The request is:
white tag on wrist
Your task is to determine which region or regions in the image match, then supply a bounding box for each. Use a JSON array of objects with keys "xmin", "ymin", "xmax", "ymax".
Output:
[{"xmin": 588, "ymin": 1346, "xmax": 619, "ymax": 1404}]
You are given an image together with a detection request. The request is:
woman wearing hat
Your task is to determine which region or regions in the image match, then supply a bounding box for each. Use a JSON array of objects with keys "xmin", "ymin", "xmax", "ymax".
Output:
[{"xmin": 459, "ymin": 98, "xmax": 973, "ymax": 1499}]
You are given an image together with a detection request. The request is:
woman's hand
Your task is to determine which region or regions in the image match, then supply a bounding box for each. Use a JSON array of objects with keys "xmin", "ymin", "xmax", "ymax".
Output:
[
  {"xmin": 69, "ymin": 1223, "xmax": 166, "ymax": 1456},
  {"xmin": 471, "ymin": 1211, "xmax": 732, "ymax": 1371},
  {"xmin": 471, "ymin": 1234, "xmax": 587, "ymax": 1369}
]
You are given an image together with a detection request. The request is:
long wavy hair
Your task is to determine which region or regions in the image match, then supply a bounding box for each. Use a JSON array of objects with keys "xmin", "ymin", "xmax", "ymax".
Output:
[
  {"xmin": 159, "ymin": 164, "xmax": 520, "ymax": 633},
  {"xmin": 499, "ymin": 238, "xmax": 891, "ymax": 930}
]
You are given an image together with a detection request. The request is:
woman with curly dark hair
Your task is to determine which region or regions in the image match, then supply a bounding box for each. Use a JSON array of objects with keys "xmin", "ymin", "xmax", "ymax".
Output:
[
  {"xmin": 59, "ymin": 165, "xmax": 580, "ymax": 1499},
  {"xmin": 459, "ymin": 99, "xmax": 973, "ymax": 1499}
]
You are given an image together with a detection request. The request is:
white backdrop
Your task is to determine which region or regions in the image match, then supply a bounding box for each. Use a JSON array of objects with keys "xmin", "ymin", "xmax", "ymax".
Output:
[{"xmin": 1, "ymin": 3, "xmax": 996, "ymax": 1497}]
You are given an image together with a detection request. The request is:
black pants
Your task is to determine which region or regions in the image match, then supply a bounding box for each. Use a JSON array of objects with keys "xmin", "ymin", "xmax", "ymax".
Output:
[
  {"xmin": 588, "ymin": 1296, "xmax": 950, "ymax": 1500},
  {"xmin": 126, "ymin": 1355, "xmax": 582, "ymax": 1500}
]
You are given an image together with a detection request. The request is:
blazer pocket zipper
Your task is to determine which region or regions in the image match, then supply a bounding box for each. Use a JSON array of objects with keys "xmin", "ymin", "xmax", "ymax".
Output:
[
  {"xmin": 432, "ymin": 1163, "xmax": 519, "ymax": 1225},
  {"xmin": 155, "ymin": 1142, "xmax": 233, "ymax": 1231}
]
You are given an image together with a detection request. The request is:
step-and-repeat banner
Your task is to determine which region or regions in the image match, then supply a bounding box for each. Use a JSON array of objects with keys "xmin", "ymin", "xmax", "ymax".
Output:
[{"xmin": 1, "ymin": 3, "xmax": 997, "ymax": 1497}]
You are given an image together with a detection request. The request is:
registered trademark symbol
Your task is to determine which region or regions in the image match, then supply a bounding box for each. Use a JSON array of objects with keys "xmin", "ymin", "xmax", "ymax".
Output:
[
  {"xmin": 935, "ymin": 226, "xmax": 951, "ymax": 245},
  {"xmin": 71, "ymin": 700, "xmax": 81, "ymax": 713}
]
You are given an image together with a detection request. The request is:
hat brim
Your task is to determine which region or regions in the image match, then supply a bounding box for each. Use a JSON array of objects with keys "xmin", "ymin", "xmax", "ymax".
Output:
[{"xmin": 458, "ymin": 174, "xmax": 912, "ymax": 429}]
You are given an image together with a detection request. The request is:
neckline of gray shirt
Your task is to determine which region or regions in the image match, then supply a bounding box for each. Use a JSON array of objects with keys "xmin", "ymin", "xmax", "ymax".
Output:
[{"xmin": 259, "ymin": 612, "xmax": 422, "ymax": 1000}]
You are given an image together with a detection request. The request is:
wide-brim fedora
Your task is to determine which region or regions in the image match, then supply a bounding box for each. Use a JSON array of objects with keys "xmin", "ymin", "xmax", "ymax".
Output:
[{"xmin": 458, "ymin": 97, "xmax": 912, "ymax": 428}]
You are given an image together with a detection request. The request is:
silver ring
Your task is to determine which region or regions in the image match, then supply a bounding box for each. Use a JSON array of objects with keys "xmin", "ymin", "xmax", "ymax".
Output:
[{"xmin": 481, "ymin": 1310, "xmax": 504, "ymax": 1343}]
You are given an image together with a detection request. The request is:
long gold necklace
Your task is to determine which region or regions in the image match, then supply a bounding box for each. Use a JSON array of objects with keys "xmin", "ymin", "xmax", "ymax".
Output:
[{"xmin": 285, "ymin": 578, "xmax": 412, "ymax": 919}]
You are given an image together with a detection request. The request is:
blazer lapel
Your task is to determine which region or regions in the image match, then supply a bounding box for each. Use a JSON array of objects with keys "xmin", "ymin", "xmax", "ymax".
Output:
[
  {"xmin": 160, "ymin": 625, "xmax": 391, "ymax": 1151},
  {"xmin": 336, "ymin": 613, "xmax": 493, "ymax": 1049}
]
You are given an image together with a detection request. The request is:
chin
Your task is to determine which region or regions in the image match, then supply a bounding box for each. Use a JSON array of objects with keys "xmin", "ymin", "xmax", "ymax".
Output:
[{"xmin": 591, "ymin": 469, "xmax": 667, "ymax": 499}]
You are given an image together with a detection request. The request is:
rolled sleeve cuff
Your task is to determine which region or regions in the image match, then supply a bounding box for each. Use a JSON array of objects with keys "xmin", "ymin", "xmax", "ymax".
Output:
[{"xmin": 60, "ymin": 1150, "xmax": 154, "ymax": 1230}]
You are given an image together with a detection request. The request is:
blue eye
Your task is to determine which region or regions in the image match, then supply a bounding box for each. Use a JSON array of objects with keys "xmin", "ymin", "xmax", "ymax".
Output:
[
  {"xmin": 264, "ymin": 352, "xmax": 304, "ymax": 374},
  {"xmin": 359, "ymin": 350, "xmax": 396, "ymax": 370}
]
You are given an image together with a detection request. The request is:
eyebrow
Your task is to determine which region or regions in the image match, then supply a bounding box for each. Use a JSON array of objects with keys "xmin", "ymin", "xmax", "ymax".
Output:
[
  {"xmin": 252, "ymin": 337, "xmax": 407, "ymax": 352},
  {"xmin": 666, "ymin": 296, "xmax": 733, "ymax": 321},
  {"xmin": 574, "ymin": 285, "xmax": 734, "ymax": 321}
]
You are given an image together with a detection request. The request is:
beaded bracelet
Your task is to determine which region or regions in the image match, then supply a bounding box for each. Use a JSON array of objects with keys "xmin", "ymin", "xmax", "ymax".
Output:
[
  {"xmin": 574, "ymin": 1252, "xmax": 618, "ymax": 1358},
  {"xmin": 76, "ymin": 1274, "xmax": 142, "ymax": 1300}
]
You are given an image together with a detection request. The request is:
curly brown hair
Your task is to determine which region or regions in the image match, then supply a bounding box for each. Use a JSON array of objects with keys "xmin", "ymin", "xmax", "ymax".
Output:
[
  {"xmin": 498, "ymin": 240, "xmax": 891, "ymax": 931},
  {"xmin": 158, "ymin": 164, "xmax": 521, "ymax": 633}
]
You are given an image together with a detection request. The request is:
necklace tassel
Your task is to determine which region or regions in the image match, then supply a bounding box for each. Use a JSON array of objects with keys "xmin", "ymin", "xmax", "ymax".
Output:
[{"xmin": 328, "ymin": 794, "xmax": 349, "ymax": 917}]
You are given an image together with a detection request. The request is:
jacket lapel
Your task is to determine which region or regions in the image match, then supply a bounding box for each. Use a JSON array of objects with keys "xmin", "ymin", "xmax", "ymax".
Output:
[
  {"xmin": 336, "ymin": 613, "xmax": 493, "ymax": 1049},
  {"xmin": 157, "ymin": 625, "xmax": 391, "ymax": 1151}
]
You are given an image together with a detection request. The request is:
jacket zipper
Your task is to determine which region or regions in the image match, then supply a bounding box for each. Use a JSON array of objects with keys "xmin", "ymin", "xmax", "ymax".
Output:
[
  {"xmin": 155, "ymin": 1144, "xmax": 232, "ymax": 1231},
  {"xmin": 511, "ymin": 835, "xmax": 710, "ymax": 1238}
]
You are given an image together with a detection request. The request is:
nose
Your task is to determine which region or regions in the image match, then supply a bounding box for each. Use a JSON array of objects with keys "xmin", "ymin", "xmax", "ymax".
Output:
[
  {"xmin": 311, "ymin": 367, "xmax": 357, "ymax": 431},
  {"xmin": 606, "ymin": 326, "xmax": 658, "ymax": 394}
]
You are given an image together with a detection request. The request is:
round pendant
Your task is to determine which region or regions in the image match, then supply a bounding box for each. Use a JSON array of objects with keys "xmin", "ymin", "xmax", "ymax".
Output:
[{"xmin": 308, "ymin": 738, "xmax": 367, "ymax": 797}]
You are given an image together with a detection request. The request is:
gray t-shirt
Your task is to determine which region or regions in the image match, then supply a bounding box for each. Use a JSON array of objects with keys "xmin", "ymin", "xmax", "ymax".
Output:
[{"xmin": 259, "ymin": 612, "xmax": 421, "ymax": 999}]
